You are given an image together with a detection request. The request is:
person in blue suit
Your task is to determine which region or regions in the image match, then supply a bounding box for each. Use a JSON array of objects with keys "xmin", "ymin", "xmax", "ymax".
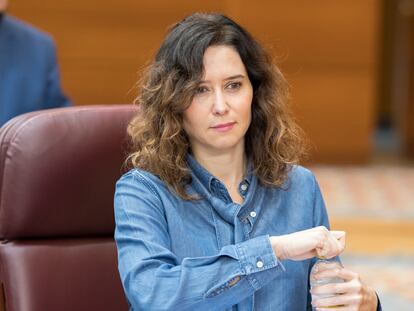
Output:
[{"xmin": 0, "ymin": 0, "xmax": 71, "ymax": 127}]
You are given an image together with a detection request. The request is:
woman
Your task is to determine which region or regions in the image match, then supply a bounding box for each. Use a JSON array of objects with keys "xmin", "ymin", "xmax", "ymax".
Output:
[{"xmin": 115, "ymin": 13, "xmax": 380, "ymax": 310}]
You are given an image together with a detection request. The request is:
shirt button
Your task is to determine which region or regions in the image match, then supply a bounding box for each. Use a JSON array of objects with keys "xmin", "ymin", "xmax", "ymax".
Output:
[
  {"xmin": 256, "ymin": 260, "xmax": 264, "ymax": 268},
  {"xmin": 240, "ymin": 184, "xmax": 248, "ymax": 191},
  {"xmin": 249, "ymin": 211, "xmax": 257, "ymax": 218}
]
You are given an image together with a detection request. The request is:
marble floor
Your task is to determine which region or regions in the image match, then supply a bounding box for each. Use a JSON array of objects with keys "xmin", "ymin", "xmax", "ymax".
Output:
[
  {"xmin": 312, "ymin": 165, "xmax": 414, "ymax": 220},
  {"xmin": 342, "ymin": 254, "xmax": 414, "ymax": 311}
]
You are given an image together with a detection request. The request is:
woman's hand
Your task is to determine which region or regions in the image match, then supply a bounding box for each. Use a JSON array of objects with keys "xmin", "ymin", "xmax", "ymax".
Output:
[
  {"xmin": 310, "ymin": 267, "xmax": 378, "ymax": 310},
  {"xmin": 269, "ymin": 226, "xmax": 345, "ymax": 261}
]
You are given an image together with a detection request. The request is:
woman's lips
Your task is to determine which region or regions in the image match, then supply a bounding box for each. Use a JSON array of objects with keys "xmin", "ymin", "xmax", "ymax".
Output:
[{"xmin": 211, "ymin": 122, "xmax": 236, "ymax": 132}]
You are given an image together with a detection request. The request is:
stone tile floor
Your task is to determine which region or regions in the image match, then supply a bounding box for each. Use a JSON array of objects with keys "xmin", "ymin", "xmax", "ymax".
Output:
[
  {"xmin": 311, "ymin": 165, "xmax": 414, "ymax": 220},
  {"xmin": 342, "ymin": 255, "xmax": 414, "ymax": 311}
]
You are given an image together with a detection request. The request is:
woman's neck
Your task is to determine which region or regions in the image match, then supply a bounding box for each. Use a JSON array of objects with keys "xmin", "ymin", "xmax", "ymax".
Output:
[{"xmin": 192, "ymin": 144, "xmax": 247, "ymax": 189}]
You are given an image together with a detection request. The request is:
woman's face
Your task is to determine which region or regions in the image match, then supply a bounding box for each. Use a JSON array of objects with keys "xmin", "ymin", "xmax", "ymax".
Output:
[{"xmin": 183, "ymin": 45, "xmax": 253, "ymax": 156}]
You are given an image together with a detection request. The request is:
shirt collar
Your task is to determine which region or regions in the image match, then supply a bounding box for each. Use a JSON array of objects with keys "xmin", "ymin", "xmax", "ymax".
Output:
[
  {"xmin": 186, "ymin": 154, "xmax": 216, "ymax": 193},
  {"xmin": 186, "ymin": 153, "xmax": 253, "ymax": 194}
]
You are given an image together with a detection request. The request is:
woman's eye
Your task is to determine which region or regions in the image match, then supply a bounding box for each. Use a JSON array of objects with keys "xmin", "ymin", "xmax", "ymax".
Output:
[
  {"xmin": 227, "ymin": 82, "xmax": 242, "ymax": 90},
  {"xmin": 195, "ymin": 86, "xmax": 209, "ymax": 94}
]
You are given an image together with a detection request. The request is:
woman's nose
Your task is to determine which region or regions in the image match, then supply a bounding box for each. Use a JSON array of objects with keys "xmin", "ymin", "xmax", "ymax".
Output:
[{"xmin": 212, "ymin": 91, "xmax": 229, "ymax": 115}]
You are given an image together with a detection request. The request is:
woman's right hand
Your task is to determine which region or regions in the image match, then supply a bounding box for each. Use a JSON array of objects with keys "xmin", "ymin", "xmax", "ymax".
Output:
[{"xmin": 269, "ymin": 226, "xmax": 345, "ymax": 261}]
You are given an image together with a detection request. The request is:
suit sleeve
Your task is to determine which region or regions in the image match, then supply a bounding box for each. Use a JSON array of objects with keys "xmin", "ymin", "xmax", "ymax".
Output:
[{"xmin": 44, "ymin": 39, "xmax": 71, "ymax": 108}]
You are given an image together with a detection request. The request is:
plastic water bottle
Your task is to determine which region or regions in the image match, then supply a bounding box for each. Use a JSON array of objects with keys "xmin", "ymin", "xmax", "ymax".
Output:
[{"xmin": 310, "ymin": 257, "xmax": 344, "ymax": 310}]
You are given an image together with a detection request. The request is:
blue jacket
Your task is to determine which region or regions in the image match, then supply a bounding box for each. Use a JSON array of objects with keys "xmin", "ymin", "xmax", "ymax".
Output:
[{"xmin": 0, "ymin": 14, "xmax": 70, "ymax": 127}]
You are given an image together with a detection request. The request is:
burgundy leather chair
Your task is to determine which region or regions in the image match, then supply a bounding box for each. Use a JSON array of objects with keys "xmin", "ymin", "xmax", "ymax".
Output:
[{"xmin": 0, "ymin": 105, "xmax": 136, "ymax": 311}]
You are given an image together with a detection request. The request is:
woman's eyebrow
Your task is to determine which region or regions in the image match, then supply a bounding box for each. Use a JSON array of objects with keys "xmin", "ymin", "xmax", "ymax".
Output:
[
  {"xmin": 224, "ymin": 74, "xmax": 245, "ymax": 81},
  {"xmin": 200, "ymin": 74, "xmax": 245, "ymax": 83}
]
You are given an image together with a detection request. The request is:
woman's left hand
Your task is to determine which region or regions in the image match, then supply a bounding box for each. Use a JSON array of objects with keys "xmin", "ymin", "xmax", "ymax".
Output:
[{"xmin": 310, "ymin": 266, "xmax": 378, "ymax": 310}]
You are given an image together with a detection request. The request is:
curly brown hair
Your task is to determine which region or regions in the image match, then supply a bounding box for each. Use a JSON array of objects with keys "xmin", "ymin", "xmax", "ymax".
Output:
[{"xmin": 127, "ymin": 12, "xmax": 307, "ymax": 199}]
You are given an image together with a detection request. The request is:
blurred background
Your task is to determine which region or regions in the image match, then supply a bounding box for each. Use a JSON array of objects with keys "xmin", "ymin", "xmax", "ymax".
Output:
[{"xmin": 7, "ymin": 0, "xmax": 414, "ymax": 309}]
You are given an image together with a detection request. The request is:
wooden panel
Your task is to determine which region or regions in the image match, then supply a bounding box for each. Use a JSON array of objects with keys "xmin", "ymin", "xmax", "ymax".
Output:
[
  {"xmin": 331, "ymin": 218, "xmax": 414, "ymax": 255},
  {"xmin": 289, "ymin": 68, "xmax": 377, "ymax": 162},
  {"xmin": 9, "ymin": 0, "xmax": 228, "ymax": 104},
  {"xmin": 8, "ymin": 0, "xmax": 381, "ymax": 163},
  {"xmin": 232, "ymin": 0, "xmax": 380, "ymax": 67},
  {"xmin": 405, "ymin": 7, "xmax": 414, "ymax": 157},
  {"xmin": 233, "ymin": 0, "xmax": 380, "ymax": 163},
  {"xmin": 383, "ymin": 0, "xmax": 414, "ymax": 159}
]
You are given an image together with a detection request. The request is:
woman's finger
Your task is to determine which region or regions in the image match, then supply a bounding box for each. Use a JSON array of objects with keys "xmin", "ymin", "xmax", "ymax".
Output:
[
  {"xmin": 313, "ymin": 267, "xmax": 359, "ymax": 282},
  {"xmin": 311, "ymin": 281, "xmax": 355, "ymax": 296},
  {"xmin": 312, "ymin": 293, "xmax": 362, "ymax": 309},
  {"xmin": 316, "ymin": 233, "xmax": 345, "ymax": 259},
  {"xmin": 331, "ymin": 230, "xmax": 346, "ymax": 247}
]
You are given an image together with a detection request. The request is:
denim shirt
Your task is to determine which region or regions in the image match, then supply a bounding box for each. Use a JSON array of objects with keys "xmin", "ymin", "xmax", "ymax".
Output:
[{"xmin": 114, "ymin": 156, "xmax": 331, "ymax": 311}]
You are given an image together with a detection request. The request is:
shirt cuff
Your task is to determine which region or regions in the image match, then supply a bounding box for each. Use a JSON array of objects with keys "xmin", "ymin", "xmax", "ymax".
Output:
[{"xmin": 235, "ymin": 235, "xmax": 286, "ymax": 290}]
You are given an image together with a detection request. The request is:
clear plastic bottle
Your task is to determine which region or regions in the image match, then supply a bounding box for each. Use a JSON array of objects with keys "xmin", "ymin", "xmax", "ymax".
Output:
[{"xmin": 309, "ymin": 257, "xmax": 344, "ymax": 310}]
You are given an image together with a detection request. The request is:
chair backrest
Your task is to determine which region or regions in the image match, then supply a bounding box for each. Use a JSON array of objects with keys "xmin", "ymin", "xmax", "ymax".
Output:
[{"xmin": 0, "ymin": 105, "xmax": 136, "ymax": 311}]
